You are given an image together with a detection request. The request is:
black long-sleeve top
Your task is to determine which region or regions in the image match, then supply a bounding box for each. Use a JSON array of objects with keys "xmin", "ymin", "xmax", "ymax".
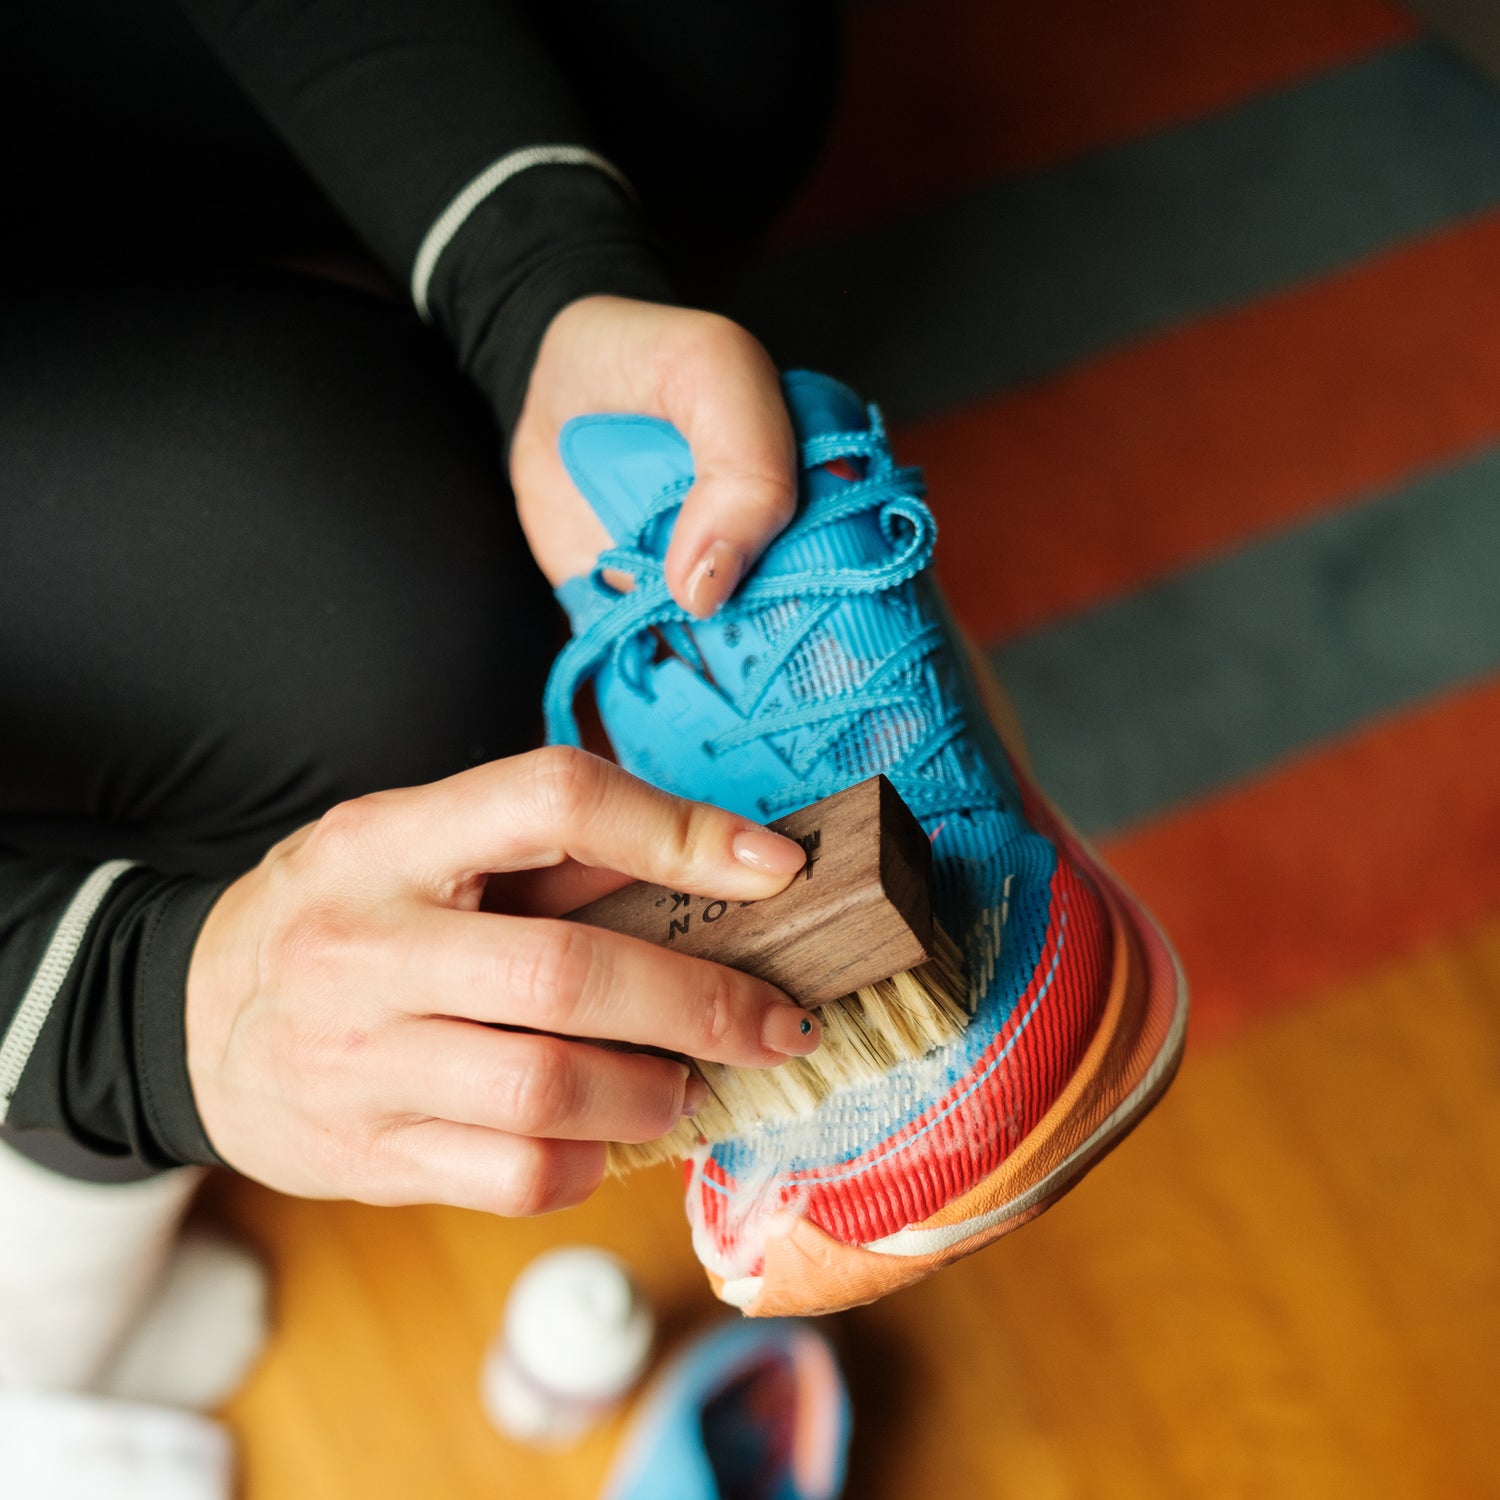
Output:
[{"xmin": 0, "ymin": 0, "xmax": 679, "ymax": 1169}]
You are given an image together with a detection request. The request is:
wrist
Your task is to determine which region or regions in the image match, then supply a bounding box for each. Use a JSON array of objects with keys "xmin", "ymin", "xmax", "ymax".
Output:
[
  {"xmin": 478, "ymin": 247, "xmax": 676, "ymax": 448},
  {"xmin": 182, "ymin": 870, "xmax": 259, "ymax": 1167}
]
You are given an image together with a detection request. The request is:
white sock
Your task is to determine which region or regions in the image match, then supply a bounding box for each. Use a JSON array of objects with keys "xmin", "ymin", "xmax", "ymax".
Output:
[
  {"xmin": 0, "ymin": 1388, "xmax": 232, "ymax": 1500},
  {"xmin": 0, "ymin": 1140, "xmax": 204, "ymax": 1392},
  {"xmin": 97, "ymin": 1230, "xmax": 268, "ymax": 1413},
  {"xmin": 0, "ymin": 1141, "xmax": 270, "ymax": 1413}
]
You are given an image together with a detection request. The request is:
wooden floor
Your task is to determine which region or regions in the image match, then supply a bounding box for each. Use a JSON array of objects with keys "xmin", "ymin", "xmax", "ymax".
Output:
[{"xmin": 208, "ymin": 910, "xmax": 1500, "ymax": 1499}]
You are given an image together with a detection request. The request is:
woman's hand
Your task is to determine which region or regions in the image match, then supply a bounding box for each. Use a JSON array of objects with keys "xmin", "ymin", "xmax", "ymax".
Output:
[
  {"xmin": 509, "ymin": 296, "xmax": 797, "ymax": 618},
  {"xmin": 185, "ymin": 748, "xmax": 812, "ymax": 1216}
]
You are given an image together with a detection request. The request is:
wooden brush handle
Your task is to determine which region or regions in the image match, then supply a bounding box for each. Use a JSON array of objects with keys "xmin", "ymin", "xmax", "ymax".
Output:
[{"xmin": 563, "ymin": 775, "xmax": 934, "ymax": 1007}]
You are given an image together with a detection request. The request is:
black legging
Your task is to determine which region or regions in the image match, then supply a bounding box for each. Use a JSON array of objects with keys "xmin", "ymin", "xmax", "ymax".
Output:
[
  {"xmin": 0, "ymin": 1, "xmax": 838, "ymax": 1182},
  {"xmin": 0, "ymin": 265, "xmax": 559, "ymax": 1181}
]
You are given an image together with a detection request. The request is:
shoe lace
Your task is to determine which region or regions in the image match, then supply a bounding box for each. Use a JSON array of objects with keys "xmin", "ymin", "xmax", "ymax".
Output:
[{"xmin": 543, "ymin": 407, "xmax": 988, "ymax": 823}]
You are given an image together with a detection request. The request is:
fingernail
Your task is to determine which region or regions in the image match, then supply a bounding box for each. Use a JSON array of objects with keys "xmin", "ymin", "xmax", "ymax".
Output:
[
  {"xmin": 732, "ymin": 827, "xmax": 806, "ymax": 878},
  {"xmin": 762, "ymin": 1005, "xmax": 821, "ymax": 1057},
  {"xmin": 681, "ymin": 1073, "xmax": 709, "ymax": 1117},
  {"xmin": 685, "ymin": 540, "xmax": 748, "ymax": 618}
]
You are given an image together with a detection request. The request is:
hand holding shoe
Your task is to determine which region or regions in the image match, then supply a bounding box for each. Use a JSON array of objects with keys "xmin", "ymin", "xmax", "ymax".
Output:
[{"xmin": 510, "ymin": 296, "xmax": 797, "ymax": 617}]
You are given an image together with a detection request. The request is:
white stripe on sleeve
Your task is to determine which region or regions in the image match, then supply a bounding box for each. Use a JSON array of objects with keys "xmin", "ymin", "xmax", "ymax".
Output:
[
  {"xmin": 0, "ymin": 860, "xmax": 138, "ymax": 1122},
  {"xmin": 410, "ymin": 145, "xmax": 635, "ymax": 321}
]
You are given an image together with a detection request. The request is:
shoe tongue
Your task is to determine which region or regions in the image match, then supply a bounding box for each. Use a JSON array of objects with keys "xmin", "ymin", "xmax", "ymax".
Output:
[{"xmin": 558, "ymin": 414, "xmax": 694, "ymax": 549}]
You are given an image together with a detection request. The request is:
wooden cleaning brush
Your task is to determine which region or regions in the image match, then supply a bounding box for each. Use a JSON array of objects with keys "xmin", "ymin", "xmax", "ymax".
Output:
[{"xmin": 564, "ymin": 775, "xmax": 974, "ymax": 1173}]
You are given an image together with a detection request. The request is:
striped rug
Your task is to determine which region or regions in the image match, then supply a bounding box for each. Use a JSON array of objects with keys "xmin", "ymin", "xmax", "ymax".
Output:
[{"xmin": 731, "ymin": 0, "xmax": 1500, "ymax": 1050}]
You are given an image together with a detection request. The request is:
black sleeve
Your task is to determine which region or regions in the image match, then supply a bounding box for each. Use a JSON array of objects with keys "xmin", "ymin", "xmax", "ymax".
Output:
[
  {"xmin": 176, "ymin": 0, "xmax": 678, "ymax": 439},
  {"xmin": 0, "ymin": 855, "xmax": 229, "ymax": 1169}
]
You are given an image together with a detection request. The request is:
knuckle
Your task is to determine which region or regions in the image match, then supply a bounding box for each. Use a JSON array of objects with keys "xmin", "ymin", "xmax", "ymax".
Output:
[
  {"xmin": 658, "ymin": 313, "xmax": 763, "ymax": 391},
  {"xmin": 687, "ymin": 311, "xmax": 760, "ymax": 366},
  {"xmin": 355, "ymin": 1127, "xmax": 426, "ymax": 1209},
  {"xmin": 304, "ymin": 795, "xmax": 382, "ymax": 863},
  {"xmin": 696, "ymin": 965, "xmax": 741, "ymax": 1055},
  {"xmin": 753, "ymin": 477, "xmax": 798, "ymax": 527},
  {"xmin": 695, "ymin": 467, "xmax": 797, "ymax": 534},
  {"xmin": 526, "ymin": 745, "xmax": 605, "ymax": 828},
  {"xmin": 509, "ymin": 922, "xmax": 593, "ymax": 1029},
  {"xmin": 490, "ymin": 1136, "xmax": 559, "ymax": 1218},
  {"xmin": 499, "ymin": 1040, "xmax": 579, "ymax": 1137},
  {"xmin": 669, "ymin": 801, "xmax": 711, "ymax": 874},
  {"xmin": 274, "ymin": 903, "xmax": 362, "ymax": 987},
  {"xmin": 307, "ymin": 1123, "xmax": 381, "ymax": 1200}
]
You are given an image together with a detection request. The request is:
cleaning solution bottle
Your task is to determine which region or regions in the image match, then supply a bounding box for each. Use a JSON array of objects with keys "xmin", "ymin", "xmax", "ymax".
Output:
[{"xmin": 481, "ymin": 1247, "xmax": 654, "ymax": 1446}]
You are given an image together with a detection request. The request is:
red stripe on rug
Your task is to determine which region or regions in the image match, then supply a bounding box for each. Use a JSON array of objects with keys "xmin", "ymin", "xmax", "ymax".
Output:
[
  {"xmin": 906, "ymin": 209, "xmax": 1500, "ymax": 642},
  {"xmin": 1096, "ymin": 675, "xmax": 1500, "ymax": 1047},
  {"xmin": 776, "ymin": 0, "xmax": 1415, "ymax": 245}
]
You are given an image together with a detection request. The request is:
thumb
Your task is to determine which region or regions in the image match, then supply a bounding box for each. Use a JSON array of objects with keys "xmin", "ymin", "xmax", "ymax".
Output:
[{"xmin": 661, "ymin": 329, "xmax": 798, "ymax": 618}]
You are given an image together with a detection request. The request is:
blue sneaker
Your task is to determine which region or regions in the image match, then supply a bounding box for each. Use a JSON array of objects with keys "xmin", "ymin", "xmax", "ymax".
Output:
[
  {"xmin": 601, "ymin": 1320, "xmax": 850, "ymax": 1500},
  {"xmin": 546, "ymin": 372, "xmax": 1187, "ymax": 1317}
]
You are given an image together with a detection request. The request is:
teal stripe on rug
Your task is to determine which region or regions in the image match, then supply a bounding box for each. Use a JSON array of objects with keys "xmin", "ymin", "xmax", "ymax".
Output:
[
  {"xmin": 734, "ymin": 42, "xmax": 1500, "ymax": 422},
  {"xmin": 987, "ymin": 445, "xmax": 1500, "ymax": 836}
]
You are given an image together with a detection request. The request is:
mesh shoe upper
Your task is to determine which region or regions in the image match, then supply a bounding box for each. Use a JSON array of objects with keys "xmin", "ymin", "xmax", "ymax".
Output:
[{"xmin": 545, "ymin": 371, "xmax": 1113, "ymax": 1284}]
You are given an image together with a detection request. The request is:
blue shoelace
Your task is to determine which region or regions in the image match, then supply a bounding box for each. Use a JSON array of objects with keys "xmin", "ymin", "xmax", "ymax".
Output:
[{"xmin": 544, "ymin": 412, "xmax": 995, "ymax": 825}]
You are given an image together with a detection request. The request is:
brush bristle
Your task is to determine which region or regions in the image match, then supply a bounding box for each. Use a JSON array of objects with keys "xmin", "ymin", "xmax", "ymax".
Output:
[{"xmin": 607, "ymin": 923, "xmax": 972, "ymax": 1175}]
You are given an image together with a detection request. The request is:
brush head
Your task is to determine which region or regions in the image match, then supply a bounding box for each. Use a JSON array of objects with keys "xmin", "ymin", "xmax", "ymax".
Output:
[
  {"xmin": 558, "ymin": 776, "xmax": 976, "ymax": 1175},
  {"xmin": 606, "ymin": 922, "xmax": 971, "ymax": 1174}
]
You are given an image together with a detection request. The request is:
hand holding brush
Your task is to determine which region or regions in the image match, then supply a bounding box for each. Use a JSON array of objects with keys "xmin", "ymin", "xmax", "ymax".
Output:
[{"xmin": 184, "ymin": 749, "xmax": 828, "ymax": 1216}]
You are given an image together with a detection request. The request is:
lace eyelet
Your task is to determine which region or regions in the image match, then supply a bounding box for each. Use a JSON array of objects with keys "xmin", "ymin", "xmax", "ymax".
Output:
[{"xmin": 701, "ymin": 740, "xmax": 717, "ymax": 759}]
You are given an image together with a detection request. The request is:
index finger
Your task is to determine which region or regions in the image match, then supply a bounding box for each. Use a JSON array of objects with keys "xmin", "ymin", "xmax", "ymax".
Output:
[{"xmin": 359, "ymin": 747, "xmax": 805, "ymax": 903}]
